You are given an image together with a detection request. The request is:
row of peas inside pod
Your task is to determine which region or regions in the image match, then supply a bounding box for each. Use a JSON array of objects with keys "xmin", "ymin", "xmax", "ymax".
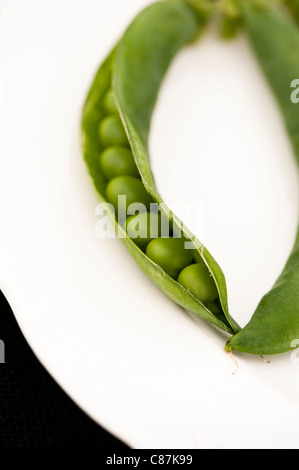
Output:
[{"xmin": 98, "ymin": 89, "xmax": 221, "ymax": 316}]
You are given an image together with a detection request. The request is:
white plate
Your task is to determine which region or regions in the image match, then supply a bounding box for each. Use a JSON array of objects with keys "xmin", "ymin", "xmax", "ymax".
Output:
[{"xmin": 2, "ymin": 0, "xmax": 299, "ymax": 449}]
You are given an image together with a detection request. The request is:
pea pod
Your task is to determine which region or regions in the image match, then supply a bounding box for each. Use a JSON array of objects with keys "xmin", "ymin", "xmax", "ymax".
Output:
[
  {"xmin": 226, "ymin": 2, "xmax": 299, "ymax": 355},
  {"xmin": 81, "ymin": 0, "xmax": 240, "ymax": 335}
]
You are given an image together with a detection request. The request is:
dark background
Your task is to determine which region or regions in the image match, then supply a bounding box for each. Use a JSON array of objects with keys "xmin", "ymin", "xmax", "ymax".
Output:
[{"xmin": 0, "ymin": 289, "xmax": 130, "ymax": 449}]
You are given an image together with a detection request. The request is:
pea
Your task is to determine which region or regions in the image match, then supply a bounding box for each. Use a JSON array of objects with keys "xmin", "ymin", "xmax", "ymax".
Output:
[
  {"xmin": 103, "ymin": 89, "xmax": 118, "ymax": 114},
  {"xmin": 146, "ymin": 238, "xmax": 193, "ymax": 279},
  {"xmin": 99, "ymin": 146, "xmax": 140, "ymax": 180},
  {"xmin": 126, "ymin": 211, "xmax": 171, "ymax": 250},
  {"xmin": 106, "ymin": 176, "xmax": 153, "ymax": 215},
  {"xmin": 178, "ymin": 263, "xmax": 218, "ymax": 304},
  {"xmin": 98, "ymin": 116, "xmax": 128, "ymax": 147}
]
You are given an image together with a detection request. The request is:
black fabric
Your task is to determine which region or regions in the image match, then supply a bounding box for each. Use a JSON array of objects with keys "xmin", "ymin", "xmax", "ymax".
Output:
[{"xmin": 0, "ymin": 290, "xmax": 130, "ymax": 449}]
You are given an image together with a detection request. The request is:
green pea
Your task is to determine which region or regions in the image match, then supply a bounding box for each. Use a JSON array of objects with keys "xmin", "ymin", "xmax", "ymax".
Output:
[
  {"xmin": 103, "ymin": 89, "xmax": 118, "ymax": 114},
  {"xmin": 106, "ymin": 176, "xmax": 153, "ymax": 215},
  {"xmin": 146, "ymin": 238, "xmax": 193, "ymax": 279},
  {"xmin": 99, "ymin": 146, "xmax": 140, "ymax": 180},
  {"xmin": 98, "ymin": 116, "xmax": 128, "ymax": 147},
  {"xmin": 178, "ymin": 263, "xmax": 218, "ymax": 304},
  {"xmin": 126, "ymin": 211, "xmax": 171, "ymax": 250}
]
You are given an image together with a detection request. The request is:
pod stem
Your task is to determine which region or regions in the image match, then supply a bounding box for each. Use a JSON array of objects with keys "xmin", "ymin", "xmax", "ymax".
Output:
[{"xmin": 185, "ymin": 0, "xmax": 244, "ymax": 38}]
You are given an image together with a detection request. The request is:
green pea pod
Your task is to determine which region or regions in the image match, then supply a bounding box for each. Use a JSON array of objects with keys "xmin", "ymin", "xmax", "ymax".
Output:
[
  {"xmin": 81, "ymin": 0, "xmax": 240, "ymax": 335},
  {"xmin": 226, "ymin": 2, "xmax": 299, "ymax": 355}
]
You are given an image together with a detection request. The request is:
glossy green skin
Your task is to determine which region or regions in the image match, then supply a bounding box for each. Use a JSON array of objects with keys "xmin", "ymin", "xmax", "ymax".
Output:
[
  {"xmin": 146, "ymin": 238, "xmax": 194, "ymax": 279},
  {"xmin": 103, "ymin": 89, "xmax": 118, "ymax": 114},
  {"xmin": 98, "ymin": 115, "xmax": 129, "ymax": 147},
  {"xmin": 126, "ymin": 212, "xmax": 171, "ymax": 250},
  {"xmin": 106, "ymin": 176, "xmax": 153, "ymax": 215},
  {"xmin": 99, "ymin": 146, "xmax": 140, "ymax": 180},
  {"xmin": 226, "ymin": 3, "xmax": 299, "ymax": 355},
  {"xmin": 178, "ymin": 263, "xmax": 218, "ymax": 304},
  {"xmin": 81, "ymin": 0, "xmax": 240, "ymax": 335}
]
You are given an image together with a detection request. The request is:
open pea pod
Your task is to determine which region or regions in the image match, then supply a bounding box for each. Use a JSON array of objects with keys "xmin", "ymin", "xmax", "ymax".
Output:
[
  {"xmin": 81, "ymin": 0, "xmax": 240, "ymax": 335},
  {"xmin": 226, "ymin": 1, "xmax": 299, "ymax": 355}
]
